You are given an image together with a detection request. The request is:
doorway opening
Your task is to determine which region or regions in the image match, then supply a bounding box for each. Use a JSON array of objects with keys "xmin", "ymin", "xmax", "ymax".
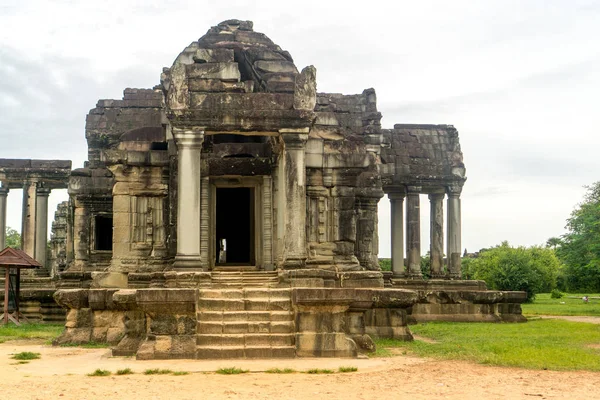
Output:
[
  {"xmin": 94, "ymin": 215, "xmax": 113, "ymax": 251},
  {"xmin": 215, "ymin": 187, "xmax": 255, "ymax": 265}
]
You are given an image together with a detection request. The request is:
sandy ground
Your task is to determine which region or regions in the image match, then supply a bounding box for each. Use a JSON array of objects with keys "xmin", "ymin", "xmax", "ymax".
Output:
[{"xmin": 1, "ymin": 339, "xmax": 599, "ymax": 400}]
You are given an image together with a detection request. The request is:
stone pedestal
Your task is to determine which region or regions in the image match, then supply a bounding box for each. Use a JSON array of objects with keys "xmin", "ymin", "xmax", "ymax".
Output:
[
  {"xmin": 280, "ymin": 130, "xmax": 308, "ymax": 268},
  {"xmin": 447, "ymin": 185, "xmax": 462, "ymax": 279},
  {"xmin": 0, "ymin": 186, "xmax": 8, "ymax": 250},
  {"xmin": 173, "ymin": 127, "xmax": 205, "ymax": 270},
  {"xmin": 35, "ymin": 187, "xmax": 51, "ymax": 267},
  {"xmin": 429, "ymin": 193, "xmax": 444, "ymax": 278},
  {"xmin": 406, "ymin": 187, "xmax": 422, "ymax": 279},
  {"xmin": 389, "ymin": 192, "xmax": 405, "ymax": 277},
  {"xmin": 293, "ymin": 288, "xmax": 358, "ymax": 357}
]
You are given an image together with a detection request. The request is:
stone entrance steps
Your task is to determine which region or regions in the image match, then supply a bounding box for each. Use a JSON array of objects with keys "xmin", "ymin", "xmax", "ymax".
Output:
[
  {"xmin": 196, "ymin": 288, "xmax": 296, "ymax": 359},
  {"xmin": 210, "ymin": 271, "xmax": 280, "ymax": 287}
]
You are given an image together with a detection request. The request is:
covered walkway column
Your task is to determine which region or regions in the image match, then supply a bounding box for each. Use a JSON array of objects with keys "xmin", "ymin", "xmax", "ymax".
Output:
[
  {"xmin": 406, "ymin": 186, "xmax": 422, "ymax": 279},
  {"xmin": 34, "ymin": 186, "xmax": 50, "ymax": 267},
  {"xmin": 429, "ymin": 193, "xmax": 444, "ymax": 279},
  {"xmin": 0, "ymin": 185, "xmax": 8, "ymax": 249},
  {"xmin": 173, "ymin": 127, "xmax": 205, "ymax": 270},
  {"xmin": 280, "ymin": 129, "xmax": 308, "ymax": 268},
  {"xmin": 446, "ymin": 185, "xmax": 462, "ymax": 279},
  {"xmin": 389, "ymin": 192, "xmax": 405, "ymax": 277},
  {"xmin": 21, "ymin": 181, "xmax": 37, "ymax": 256}
]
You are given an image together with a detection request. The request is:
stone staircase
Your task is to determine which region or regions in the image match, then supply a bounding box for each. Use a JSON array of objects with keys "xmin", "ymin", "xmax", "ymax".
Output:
[
  {"xmin": 210, "ymin": 270, "xmax": 280, "ymax": 287},
  {"xmin": 196, "ymin": 287, "xmax": 296, "ymax": 359}
]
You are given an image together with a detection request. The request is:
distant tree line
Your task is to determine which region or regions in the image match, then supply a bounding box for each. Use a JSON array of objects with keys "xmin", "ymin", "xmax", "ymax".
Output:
[
  {"xmin": 548, "ymin": 182, "xmax": 600, "ymax": 293},
  {"xmin": 5, "ymin": 227, "xmax": 21, "ymax": 248}
]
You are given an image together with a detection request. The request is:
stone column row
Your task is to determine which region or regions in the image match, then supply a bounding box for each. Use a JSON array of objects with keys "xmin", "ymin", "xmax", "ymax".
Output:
[
  {"xmin": 0, "ymin": 182, "xmax": 51, "ymax": 267},
  {"xmin": 389, "ymin": 185, "xmax": 462, "ymax": 279}
]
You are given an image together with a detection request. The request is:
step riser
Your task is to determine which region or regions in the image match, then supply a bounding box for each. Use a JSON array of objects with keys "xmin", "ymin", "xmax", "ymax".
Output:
[
  {"xmin": 198, "ymin": 289, "xmax": 291, "ymax": 299},
  {"xmin": 196, "ymin": 346, "xmax": 296, "ymax": 359},
  {"xmin": 197, "ymin": 334, "xmax": 294, "ymax": 347},
  {"xmin": 197, "ymin": 321, "xmax": 294, "ymax": 335},
  {"xmin": 198, "ymin": 299, "xmax": 292, "ymax": 312},
  {"xmin": 198, "ymin": 311, "xmax": 294, "ymax": 322}
]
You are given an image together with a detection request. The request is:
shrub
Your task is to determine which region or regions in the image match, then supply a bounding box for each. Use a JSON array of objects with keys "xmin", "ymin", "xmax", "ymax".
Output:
[
  {"xmin": 116, "ymin": 368, "xmax": 134, "ymax": 375},
  {"xmin": 11, "ymin": 352, "xmax": 40, "ymax": 360},
  {"xmin": 550, "ymin": 289, "xmax": 564, "ymax": 299},
  {"xmin": 88, "ymin": 369, "xmax": 111, "ymax": 377},
  {"xmin": 461, "ymin": 242, "xmax": 560, "ymax": 301},
  {"xmin": 216, "ymin": 367, "xmax": 248, "ymax": 375}
]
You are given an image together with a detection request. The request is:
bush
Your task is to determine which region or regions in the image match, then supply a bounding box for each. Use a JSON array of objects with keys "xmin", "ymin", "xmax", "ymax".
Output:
[
  {"xmin": 461, "ymin": 242, "xmax": 560, "ymax": 301},
  {"xmin": 550, "ymin": 289, "xmax": 564, "ymax": 299}
]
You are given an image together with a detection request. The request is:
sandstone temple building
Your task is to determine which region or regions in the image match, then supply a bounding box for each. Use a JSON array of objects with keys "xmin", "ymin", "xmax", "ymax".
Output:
[{"xmin": 0, "ymin": 20, "xmax": 525, "ymax": 359}]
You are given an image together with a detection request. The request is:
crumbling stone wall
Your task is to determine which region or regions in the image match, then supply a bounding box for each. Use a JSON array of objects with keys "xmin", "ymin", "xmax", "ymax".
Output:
[
  {"xmin": 305, "ymin": 90, "xmax": 383, "ymax": 271},
  {"xmin": 49, "ymin": 201, "xmax": 68, "ymax": 277}
]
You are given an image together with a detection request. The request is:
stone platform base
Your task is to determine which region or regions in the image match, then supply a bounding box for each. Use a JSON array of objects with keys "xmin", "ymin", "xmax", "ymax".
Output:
[
  {"xmin": 391, "ymin": 279, "xmax": 528, "ymax": 323},
  {"xmin": 52, "ymin": 284, "xmax": 419, "ymax": 360}
]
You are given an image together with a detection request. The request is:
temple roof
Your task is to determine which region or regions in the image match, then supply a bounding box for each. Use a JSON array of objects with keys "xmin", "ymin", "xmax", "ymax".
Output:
[{"xmin": 168, "ymin": 20, "xmax": 299, "ymax": 94}]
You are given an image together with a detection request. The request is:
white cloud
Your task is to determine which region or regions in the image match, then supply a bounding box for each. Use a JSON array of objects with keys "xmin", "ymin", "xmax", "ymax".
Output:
[{"xmin": 0, "ymin": 0, "xmax": 598, "ymax": 257}]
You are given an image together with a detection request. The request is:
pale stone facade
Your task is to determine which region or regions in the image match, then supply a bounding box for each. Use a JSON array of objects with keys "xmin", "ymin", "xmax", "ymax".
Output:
[
  {"xmin": 1, "ymin": 20, "xmax": 527, "ymax": 359},
  {"xmin": 52, "ymin": 20, "xmax": 467, "ymax": 285}
]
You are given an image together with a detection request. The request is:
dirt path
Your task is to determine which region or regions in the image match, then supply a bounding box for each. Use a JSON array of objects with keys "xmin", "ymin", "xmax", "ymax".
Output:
[
  {"xmin": 1, "ymin": 340, "xmax": 599, "ymax": 400},
  {"xmin": 536, "ymin": 315, "xmax": 600, "ymax": 324}
]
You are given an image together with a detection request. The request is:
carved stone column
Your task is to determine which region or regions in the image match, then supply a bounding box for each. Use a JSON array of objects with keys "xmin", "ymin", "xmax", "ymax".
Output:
[
  {"xmin": 0, "ymin": 186, "xmax": 8, "ymax": 250},
  {"xmin": 446, "ymin": 185, "xmax": 462, "ymax": 279},
  {"xmin": 262, "ymin": 175, "xmax": 274, "ymax": 270},
  {"xmin": 280, "ymin": 129, "xmax": 309, "ymax": 268},
  {"xmin": 21, "ymin": 181, "xmax": 37, "ymax": 255},
  {"xmin": 389, "ymin": 192, "xmax": 405, "ymax": 277},
  {"xmin": 406, "ymin": 186, "xmax": 422, "ymax": 279},
  {"xmin": 429, "ymin": 193, "xmax": 444, "ymax": 279},
  {"xmin": 34, "ymin": 186, "xmax": 51, "ymax": 267},
  {"xmin": 173, "ymin": 127, "xmax": 205, "ymax": 270}
]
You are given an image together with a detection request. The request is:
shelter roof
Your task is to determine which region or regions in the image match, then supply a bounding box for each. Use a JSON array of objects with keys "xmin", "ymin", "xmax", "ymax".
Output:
[{"xmin": 0, "ymin": 247, "xmax": 41, "ymax": 269}]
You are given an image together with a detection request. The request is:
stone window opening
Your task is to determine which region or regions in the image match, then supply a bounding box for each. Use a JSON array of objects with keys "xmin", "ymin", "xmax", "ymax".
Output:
[{"xmin": 94, "ymin": 215, "xmax": 113, "ymax": 251}]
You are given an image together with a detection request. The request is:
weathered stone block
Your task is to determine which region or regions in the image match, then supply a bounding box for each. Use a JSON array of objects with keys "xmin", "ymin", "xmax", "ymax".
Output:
[
  {"xmin": 54, "ymin": 289, "xmax": 89, "ymax": 309},
  {"xmin": 295, "ymin": 332, "xmax": 357, "ymax": 357},
  {"xmin": 193, "ymin": 48, "xmax": 234, "ymax": 63},
  {"xmin": 254, "ymin": 60, "xmax": 298, "ymax": 74},
  {"xmin": 186, "ymin": 63, "xmax": 241, "ymax": 81}
]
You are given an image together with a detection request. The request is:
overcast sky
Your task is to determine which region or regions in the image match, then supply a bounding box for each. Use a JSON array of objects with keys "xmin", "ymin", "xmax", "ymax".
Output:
[{"xmin": 1, "ymin": 0, "xmax": 599, "ymax": 257}]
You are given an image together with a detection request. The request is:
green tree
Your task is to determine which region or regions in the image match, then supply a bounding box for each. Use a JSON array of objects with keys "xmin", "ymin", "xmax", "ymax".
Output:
[
  {"xmin": 461, "ymin": 242, "xmax": 560, "ymax": 301},
  {"xmin": 5, "ymin": 227, "xmax": 21, "ymax": 248},
  {"xmin": 556, "ymin": 182, "xmax": 600, "ymax": 292},
  {"xmin": 545, "ymin": 236, "xmax": 562, "ymax": 250}
]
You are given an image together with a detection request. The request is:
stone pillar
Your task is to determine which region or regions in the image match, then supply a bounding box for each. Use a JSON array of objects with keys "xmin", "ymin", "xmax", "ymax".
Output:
[
  {"xmin": 447, "ymin": 185, "xmax": 462, "ymax": 279},
  {"xmin": 429, "ymin": 193, "xmax": 444, "ymax": 279},
  {"xmin": 0, "ymin": 186, "xmax": 8, "ymax": 250},
  {"xmin": 34, "ymin": 186, "xmax": 51, "ymax": 267},
  {"xmin": 389, "ymin": 192, "xmax": 405, "ymax": 277},
  {"xmin": 280, "ymin": 129, "xmax": 309, "ymax": 268},
  {"xmin": 262, "ymin": 175, "xmax": 274, "ymax": 270},
  {"xmin": 173, "ymin": 127, "xmax": 204, "ymax": 269},
  {"xmin": 66, "ymin": 198, "xmax": 74, "ymax": 264},
  {"xmin": 21, "ymin": 181, "xmax": 37, "ymax": 255},
  {"xmin": 405, "ymin": 186, "xmax": 422, "ymax": 279}
]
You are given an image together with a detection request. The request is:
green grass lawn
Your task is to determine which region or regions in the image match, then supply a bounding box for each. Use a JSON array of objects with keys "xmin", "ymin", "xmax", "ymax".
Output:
[
  {"xmin": 375, "ymin": 319, "xmax": 600, "ymax": 371},
  {"xmin": 522, "ymin": 293, "xmax": 600, "ymax": 316},
  {"xmin": 0, "ymin": 323, "xmax": 64, "ymax": 344}
]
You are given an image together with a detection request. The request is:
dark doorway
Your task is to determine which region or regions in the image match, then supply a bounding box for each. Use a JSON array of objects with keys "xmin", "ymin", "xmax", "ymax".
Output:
[
  {"xmin": 215, "ymin": 187, "xmax": 254, "ymax": 265},
  {"xmin": 94, "ymin": 215, "xmax": 113, "ymax": 251}
]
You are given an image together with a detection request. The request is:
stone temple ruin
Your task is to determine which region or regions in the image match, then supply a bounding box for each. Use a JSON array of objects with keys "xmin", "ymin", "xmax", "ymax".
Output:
[{"xmin": 0, "ymin": 20, "xmax": 526, "ymax": 359}]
